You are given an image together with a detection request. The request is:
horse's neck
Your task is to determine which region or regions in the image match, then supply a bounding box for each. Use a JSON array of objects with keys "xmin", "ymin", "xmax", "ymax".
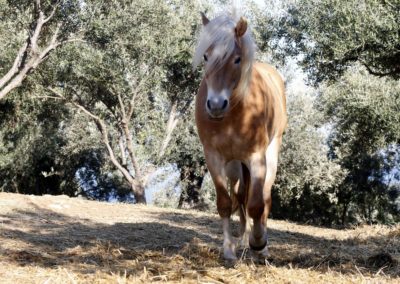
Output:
[{"xmin": 230, "ymin": 73, "xmax": 253, "ymax": 107}]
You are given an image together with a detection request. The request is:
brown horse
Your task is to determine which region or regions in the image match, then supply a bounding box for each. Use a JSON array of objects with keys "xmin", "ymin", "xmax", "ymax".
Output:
[{"xmin": 193, "ymin": 12, "xmax": 287, "ymax": 260}]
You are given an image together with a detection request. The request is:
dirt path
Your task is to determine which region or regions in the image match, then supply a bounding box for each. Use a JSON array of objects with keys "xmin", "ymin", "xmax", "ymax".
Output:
[{"xmin": 0, "ymin": 192, "xmax": 399, "ymax": 283}]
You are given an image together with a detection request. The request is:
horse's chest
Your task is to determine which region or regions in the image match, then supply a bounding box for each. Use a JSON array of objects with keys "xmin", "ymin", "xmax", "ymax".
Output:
[{"xmin": 206, "ymin": 121, "xmax": 267, "ymax": 158}]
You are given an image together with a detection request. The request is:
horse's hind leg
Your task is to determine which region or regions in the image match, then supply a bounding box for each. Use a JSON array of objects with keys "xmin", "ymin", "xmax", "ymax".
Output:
[
  {"xmin": 226, "ymin": 161, "xmax": 250, "ymax": 247},
  {"xmin": 205, "ymin": 151, "xmax": 236, "ymax": 260},
  {"xmin": 240, "ymin": 163, "xmax": 251, "ymax": 247}
]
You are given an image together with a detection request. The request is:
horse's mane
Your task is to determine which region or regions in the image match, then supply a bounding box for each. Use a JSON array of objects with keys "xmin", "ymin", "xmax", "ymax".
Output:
[{"xmin": 193, "ymin": 11, "xmax": 256, "ymax": 96}]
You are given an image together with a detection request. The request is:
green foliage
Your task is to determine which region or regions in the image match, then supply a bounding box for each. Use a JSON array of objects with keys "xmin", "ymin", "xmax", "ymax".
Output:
[
  {"xmin": 0, "ymin": 93, "xmax": 72, "ymax": 194},
  {"xmin": 165, "ymin": 103, "xmax": 208, "ymax": 208},
  {"xmin": 0, "ymin": 91, "xmax": 127, "ymax": 199},
  {"xmin": 320, "ymin": 65, "xmax": 400, "ymax": 223},
  {"xmin": 269, "ymin": 69, "xmax": 344, "ymax": 224},
  {"xmin": 0, "ymin": 1, "xmax": 29, "ymax": 72},
  {"xmin": 250, "ymin": 0, "xmax": 400, "ymax": 224},
  {"xmin": 256, "ymin": 0, "xmax": 400, "ymax": 82}
]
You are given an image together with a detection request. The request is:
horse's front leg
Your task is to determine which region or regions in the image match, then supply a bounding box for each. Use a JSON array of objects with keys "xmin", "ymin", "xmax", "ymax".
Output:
[
  {"xmin": 205, "ymin": 150, "xmax": 236, "ymax": 260},
  {"xmin": 246, "ymin": 151, "xmax": 268, "ymax": 257}
]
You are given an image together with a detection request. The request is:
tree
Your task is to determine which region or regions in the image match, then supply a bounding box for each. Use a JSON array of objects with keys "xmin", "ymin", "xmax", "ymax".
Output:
[
  {"xmin": 165, "ymin": 105, "xmax": 208, "ymax": 209},
  {"xmin": 0, "ymin": 94, "xmax": 70, "ymax": 194},
  {"xmin": 252, "ymin": 0, "xmax": 400, "ymax": 225},
  {"xmin": 0, "ymin": 0, "xmax": 205, "ymax": 203},
  {"xmin": 0, "ymin": 0, "xmax": 83, "ymax": 100},
  {"xmin": 37, "ymin": 0, "xmax": 203, "ymax": 204},
  {"xmin": 320, "ymin": 64, "xmax": 400, "ymax": 223},
  {"xmin": 254, "ymin": 0, "xmax": 400, "ymax": 83},
  {"xmin": 270, "ymin": 64, "xmax": 345, "ymax": 224}
]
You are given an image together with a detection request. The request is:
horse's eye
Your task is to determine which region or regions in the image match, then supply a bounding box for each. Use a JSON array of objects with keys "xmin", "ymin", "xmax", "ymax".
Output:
[
  {"xmin": 204, "ymin": 54, "xmax": 208, "ymax": 62},
  {"xmin": 234, "ymin": 57, "xmax": 241, "ymax": 64}
]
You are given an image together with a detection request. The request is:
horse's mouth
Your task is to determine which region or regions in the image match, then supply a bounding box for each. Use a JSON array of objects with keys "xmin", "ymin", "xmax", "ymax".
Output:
[{"xmin": 207, "ymin": 115, "xmax": 224, "ymax": 122}]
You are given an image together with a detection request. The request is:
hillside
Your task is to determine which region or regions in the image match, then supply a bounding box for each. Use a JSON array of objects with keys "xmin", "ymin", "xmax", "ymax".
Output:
[{"xmin": 0, "ymin": 192, "xmax": 398, "ymax": 283}]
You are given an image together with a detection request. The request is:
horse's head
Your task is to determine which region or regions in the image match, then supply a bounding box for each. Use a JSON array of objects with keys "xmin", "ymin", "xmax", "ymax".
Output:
[{"xmin": 193, "ymin": 12, "xmax": 254, "ymax": 120}]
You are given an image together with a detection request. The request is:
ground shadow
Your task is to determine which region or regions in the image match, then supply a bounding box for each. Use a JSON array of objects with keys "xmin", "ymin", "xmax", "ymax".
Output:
[
  {"xmin": 149, "ymin": 209, "xmax": 399, "ymax": 277},
  {"xmin": 0, "ymin": 204, "xmax": 398, "ymax": 279}
]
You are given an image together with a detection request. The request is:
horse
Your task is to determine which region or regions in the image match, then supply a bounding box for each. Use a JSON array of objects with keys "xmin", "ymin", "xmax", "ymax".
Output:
[{"xmin": 193, "ymin": 11, "xmax": 287, "ymax": 260}]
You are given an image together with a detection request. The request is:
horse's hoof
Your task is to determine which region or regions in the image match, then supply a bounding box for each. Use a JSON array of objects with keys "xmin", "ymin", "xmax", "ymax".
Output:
[
  {"xmin": 250, "ymin": 245, "xmax": 269, "ymax": 264},
  {"xmin": 249, "ymin": 234, "xmax": 269, "ymax": 264},
  {"xmin": 223, "ymin": 248, "xmax": 238, "ymax": 261},
  {"xmin": 223, "ymin": 258, "xmax": 237, "ymax": 268},
  {"xmin": 223, "ymin": 241, "xmax": 237, "ymax": 261},
  {"xmin": 249, "ymin": 233, "xmax": 268, "ymax": 251},
  {"xmin": 249, "ymin": 231, "xmax": 268, "ymax": 249}
]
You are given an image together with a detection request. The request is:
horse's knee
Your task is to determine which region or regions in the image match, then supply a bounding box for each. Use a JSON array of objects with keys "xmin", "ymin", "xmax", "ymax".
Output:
[
  {"xmin": 217, "ymin": 194, "xmax": 232, "ymax": 218},
  {"xmin": 247, "ymin": 198, "xmax": 264, "ymax": 220}
]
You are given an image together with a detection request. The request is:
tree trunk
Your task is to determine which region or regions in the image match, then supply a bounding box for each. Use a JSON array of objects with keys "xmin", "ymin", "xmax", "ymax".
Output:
[
  {"xmin": 54, "ymin": 91, "xmax": 147, "ymax": 204},
  {"xmin": 159, "ymin": 102, "xmax": 179, "ymax": 158},
  {"xmin": 119, "ymin": 134, "xmax": 127, "ymax": 168},
  {"xmin": 96, "ymin": 120, "xmax": 146, "ymax": 204},
  {"xmin": 132, "ymin": 182, "xmax": 146, "ymax": 204},
  {"xmin": 121, "ymin": 122, "xmax": 142, "ymax": 179},
  {"xmin": 341, "ymin": 202, "xmax": 348, "ymax": 225},
  {"xmin": 178, "ymin": 165, "xmax": 207, "ymax": 208}
]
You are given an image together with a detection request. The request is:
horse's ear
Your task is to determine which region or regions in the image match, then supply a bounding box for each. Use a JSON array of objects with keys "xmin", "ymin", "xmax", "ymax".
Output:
[
  {"xmin": 201, "ymin": 12, "xmax": 210, "ymax": 26},
  {"xmin": 235, "ymin": 17, "xmax": 247, "ymax": 37}
]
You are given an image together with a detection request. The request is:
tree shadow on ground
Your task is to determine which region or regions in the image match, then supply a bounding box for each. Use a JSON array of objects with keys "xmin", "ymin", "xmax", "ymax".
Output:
[
  {"xmin": 0, "ymin": 204, "xmax": 398, "ymax": 279},
  {"xmin": 146, "ymin": 210, "xmax": 399, "ymax": 277}
]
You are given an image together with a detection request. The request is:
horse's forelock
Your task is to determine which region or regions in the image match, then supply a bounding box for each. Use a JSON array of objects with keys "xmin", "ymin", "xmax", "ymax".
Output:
[
  {"xmin": 193, "ymin": 13, "xmax": 255, "ymax": 94},
  {"xmin": 193, "ymin": 15, "xmax": 235, "ymax": 70}
]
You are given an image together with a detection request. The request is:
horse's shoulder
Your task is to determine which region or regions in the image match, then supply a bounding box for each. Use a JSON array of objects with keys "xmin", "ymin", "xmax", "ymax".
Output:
[{"xmin": 253, "ymin": 62, "xmax": 283, "ymax": 82}]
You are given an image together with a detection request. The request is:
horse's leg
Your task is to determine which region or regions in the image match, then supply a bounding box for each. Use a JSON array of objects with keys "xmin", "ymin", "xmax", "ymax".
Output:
[
  {"xmin": 240, "ymin": 163, "xmax": 251, "ymax": 247},
  {"xmin": 205, "ymin": 151, "xmax": 236, "ymax": 260},
  {"xmin": 248, "ymin": 136, "xmax": 282, "ymax": 259},
  {"xmin": 226, "ymin": 161, "xmax": 249, "ymax": 247},
  {"xmin": 246, "ymin": 151, "xmax": 268, "ymax": 255},
  {"xmin": 262, "ymin": 136, "xmax": 282, "ymax": 225}
]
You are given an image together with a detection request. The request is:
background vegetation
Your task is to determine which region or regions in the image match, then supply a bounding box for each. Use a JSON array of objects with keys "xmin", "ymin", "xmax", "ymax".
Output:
[{"xmin": 1, "ymin": 0, "xmax": 399, "ymax": 225}]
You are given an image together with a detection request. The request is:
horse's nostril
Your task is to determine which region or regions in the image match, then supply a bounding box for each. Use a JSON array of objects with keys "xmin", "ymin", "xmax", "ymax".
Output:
[
  {"xmin": 207, "ymin": 100, "xmax": 211, "ymax": 110},
  {"xmin": 222, "ymin": 99, "xmax": 228, "ymax": 109}
]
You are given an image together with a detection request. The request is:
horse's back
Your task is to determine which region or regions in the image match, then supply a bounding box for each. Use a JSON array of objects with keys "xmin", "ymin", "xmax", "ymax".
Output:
[{"xmin": 252, "ymin": 62, "xmax": 287, "ymax": 138}]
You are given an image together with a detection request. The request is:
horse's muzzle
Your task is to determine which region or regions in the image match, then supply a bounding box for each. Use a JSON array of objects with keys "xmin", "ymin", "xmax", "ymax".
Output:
[{"xmin": 206, "ymin": 98, "xmax": 229, "ymax": 119}]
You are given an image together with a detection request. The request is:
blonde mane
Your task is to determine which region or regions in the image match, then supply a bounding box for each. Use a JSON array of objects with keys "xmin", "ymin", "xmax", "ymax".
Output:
[{"xmin": 193, "ymin": 12, "xmax": 256, "ymax": 96}]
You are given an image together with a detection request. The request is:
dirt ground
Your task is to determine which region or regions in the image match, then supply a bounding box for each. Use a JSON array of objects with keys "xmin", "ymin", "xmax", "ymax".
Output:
[{"xmin": 0, "ymin": 192, "xmax": 399, "ymax": 283}]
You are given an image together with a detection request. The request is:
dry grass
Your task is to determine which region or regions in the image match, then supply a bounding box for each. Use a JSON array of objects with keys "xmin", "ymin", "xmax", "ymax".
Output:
[{"xmin": 0, "ymin": 192, "xmax": 399, "ymax": 283}]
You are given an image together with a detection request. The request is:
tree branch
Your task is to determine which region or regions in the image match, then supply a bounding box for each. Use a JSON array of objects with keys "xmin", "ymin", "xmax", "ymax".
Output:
[
  {"xmin": 34, "ymin": 0, "xmax": 41, "ymax": 11},
  {"xmin": 362, "ymin": 63, "xmax": 399, "ymax": 77},
  {"xmin": 43, "ymin": 1, "xmax": 60, "ymax": 24},
  {"xmin": 34, "ymin": 95, "xmax": 63, "ymax": 100},
  {"xmin": 119, "ymin": 133, "xmax": 128, "ymax": 168},
  {"xmin": 30, "ymin": 9, "xmax": 45, "ymax": 54},
  {"xmin": 117, "ymin": 93, "xmax": 127, "ymax": 119},
  {"xmin": 0, "ymin": 2, "xmax": 84, "ymax": 100},
  {"xmin": 0, "ymin": 42, "xmax": 28, "ymax": 89},
  {"xmin": 120, "ymin": 117, "xmax": 143, "ymax": 185},
  {"xmin": 159, "ymin": 101, "xmax": 179, "ymax": 158},
  {"xmin": 125, "ymin": 70, "xmax": 153, "ymax": 120},
  {"xmin": 47, "ymin": 87, "xmax": 146, "ymax": 203}
]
